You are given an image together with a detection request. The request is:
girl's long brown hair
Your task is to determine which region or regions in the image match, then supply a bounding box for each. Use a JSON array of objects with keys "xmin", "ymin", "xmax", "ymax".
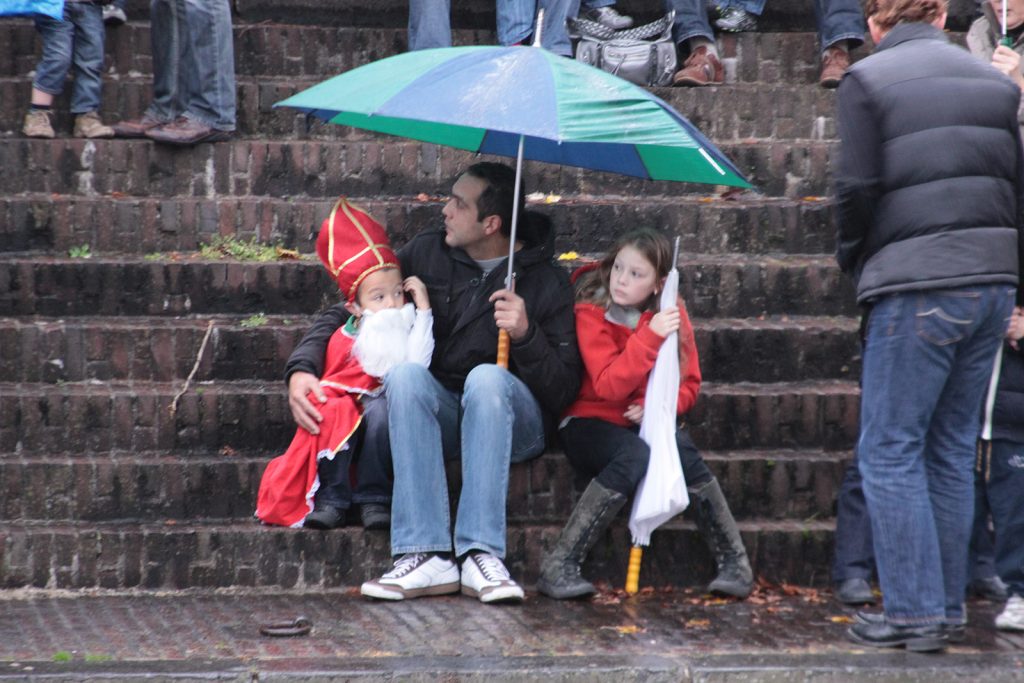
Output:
[{"xmin": 575, "ymin": 228, "xmax": 673, "ymax": 312}]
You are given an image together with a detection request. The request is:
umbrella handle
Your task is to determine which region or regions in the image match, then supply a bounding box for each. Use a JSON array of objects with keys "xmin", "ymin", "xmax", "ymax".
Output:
[
  {"xmin": 497, "ymin": 329, "xmax": 510, "ymax": 369},
  {"xmin": 625, "ymin": 545, "xmax": 643, "ymax": 594}
]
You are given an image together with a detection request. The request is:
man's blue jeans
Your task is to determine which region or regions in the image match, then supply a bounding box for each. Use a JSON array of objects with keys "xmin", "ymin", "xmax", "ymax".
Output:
[
  {"xmin": 408, "ymin": 0, "xmax": 578, "ymax": 55},
  {"xmin": 33, "ymin": 2, "xmax": 105, "ymax": 114},
  {"xmin": 668, "ymin": 0, "xmax": 863, "ymax": 48},
  {"xmin": 858, "ymin": 284, "xmax": 1015, "ymax": 625},
  {"xmin": 384, "ymin": 362, "xmax": 545, "ymax": 559},
  {"xmin": 147, "ymin": 0, "xmax": 235, "ymax": 130}
]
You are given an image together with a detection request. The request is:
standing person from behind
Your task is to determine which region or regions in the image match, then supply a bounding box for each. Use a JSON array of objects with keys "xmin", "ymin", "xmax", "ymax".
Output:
[
  {"xmin": 288, "ymin": 162, "xmax": 582, "ymax": 604},
  {"xmin": 834, "ymin": 0, "xmax": 1023, "ymax": 652},
  {"xmin": 111, "ymin": 0, "xmax": 235, "ymax": 145},
  {"xmin": 23, "ymin": 0, "xmax": 115, "ymax": 139}
]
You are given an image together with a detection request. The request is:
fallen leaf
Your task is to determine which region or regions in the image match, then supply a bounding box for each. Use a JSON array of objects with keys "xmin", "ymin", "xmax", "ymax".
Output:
[
  {"xmin": 110, "ymin": 191, "xmax": 125, "ymax": 199},
  {"xmin": 557, "ymin": 251, "xmax": 580, "ymax": 261},
  {"xmin": 601, "ymin": 624, "xmax": 644, "ymax": 634},
  {"xmin": 219, "ymin": 445, "xmax": 238, "ymax": 457},
  {"xmin": 802, "ymin": 195, "xmax": 827, "ymax": 202},
  {"xmin": 543, "ymin": 193, "xmax": 562, "ymax": 204},
  {"xmin": 684, "ymin": 619, "xmax": 710, "ymax": 628},
  {"xmin": 415, "ymin": 193, "xmax": 430, "ymax": 202},
  {"xmin": 829, "ymin": 615, "xmax": 854, "ymax": 624},
  {"xmin": 276, "ymin": 247, "xmax": 300, "ymax": 260}
]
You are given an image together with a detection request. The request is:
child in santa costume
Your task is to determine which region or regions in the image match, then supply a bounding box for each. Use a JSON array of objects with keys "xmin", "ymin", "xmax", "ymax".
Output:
[{"xmin": 256, "ymin": 198, "xmax": 433, "ymax": 530}]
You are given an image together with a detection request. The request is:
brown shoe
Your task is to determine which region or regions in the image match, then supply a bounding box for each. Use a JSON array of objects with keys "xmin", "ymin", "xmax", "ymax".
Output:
[
  {"xmin": 145, "ymin": 117, "xmax": 233, "ymax": 146},
  {"xmin": 672, "ymin": 46, "xmax": 724, "ymax": 87},
  {"xmin": 819, "ymin": 46, "xmax": 850, "ymax": 88},
  {"xmin": 112, "ymin": 113, "xmax": 165, "ymax": 138},
  {"xmin": 23, "ymin": 109, "xmax": 55, "ymax": 138},
  {"xmin": 73, "ymin": 111, "xmax": 115, "ymax": 138}
]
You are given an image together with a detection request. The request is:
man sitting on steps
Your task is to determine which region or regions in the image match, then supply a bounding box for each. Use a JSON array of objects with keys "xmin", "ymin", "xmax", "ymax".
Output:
[{"xmin": 287, "ymin": 162, "xmax": 581, "ymax": 604}]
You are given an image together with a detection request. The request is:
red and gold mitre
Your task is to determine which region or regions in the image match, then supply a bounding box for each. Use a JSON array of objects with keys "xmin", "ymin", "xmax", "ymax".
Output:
[{"xmin": 316, "ymin": 198, "xmax": 398, "ymax": 302}]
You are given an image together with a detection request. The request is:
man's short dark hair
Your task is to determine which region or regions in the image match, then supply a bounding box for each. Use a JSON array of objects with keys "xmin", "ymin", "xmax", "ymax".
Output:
[{"xmin": 464, "ymin": 162, "xmax": 525, "ymax": 238}]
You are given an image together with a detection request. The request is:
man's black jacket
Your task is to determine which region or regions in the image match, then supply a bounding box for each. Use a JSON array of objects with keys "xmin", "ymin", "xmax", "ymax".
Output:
[
  {"xmin": 285, "ymin": 211, "xmax": 582, "ymax": 422},
  {"xmin": 834, "ymin": 22, "xmax": 1024, "ymax": 303}
]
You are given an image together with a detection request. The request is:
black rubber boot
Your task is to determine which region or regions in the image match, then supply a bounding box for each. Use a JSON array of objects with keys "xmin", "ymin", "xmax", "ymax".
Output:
[
  {"xmin": 537, "ymin": 480, "xmax": 626, "ymax": 599},
  {"xmin": 690, "ymin": 478, "xmax": 753, "ymax": 598}
]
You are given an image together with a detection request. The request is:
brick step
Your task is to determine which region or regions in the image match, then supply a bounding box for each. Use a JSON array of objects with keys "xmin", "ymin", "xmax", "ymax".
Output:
[
  {"xmin": 1, "ymin": 194, "xmax": 837, "ymax": 257},
  {"xmin": 0, "ymin": 379, "xmax": 859, "ymax": 454},
  {"xmin": 0, "ymin": 253, "xmax": 858, "ymax": 318},
  {"xmin": 0, "ymin": 138, "xmax": 834, "ymax": 199},
  {"xmin": 0, "ymin": 315, "xmax": 860, "ymax": 384},
  {"xmin": 0, "ymin": 449, "xmax": 850, "ymax": 524},
  {"xmin": 0, "ymin": 517, "xmax": 836, "ymax": 590},
  {"xmin": 0, "ymin": 76, "xmax": 841, "ymax": 144}
]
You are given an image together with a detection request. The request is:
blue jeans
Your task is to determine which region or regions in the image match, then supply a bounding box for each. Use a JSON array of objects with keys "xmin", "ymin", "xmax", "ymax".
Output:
[
  {"xmin": 315, "ymin": 394, "xmax": 393, "ymax": 510},
  {"xmin": 33, "ymin": 2, "xmax": 105, "ymax": 114},
  {"xmin": 832, "ymin": 456, "xmax": 875, "ymax": 583},
  {"xmin": 408, "ymin": 0, "xmax": 578, "ymax": 55},
  {"xmin": 974, "ymin": 439, "xmax": 1024, "ymax": 596},
  {"xmin": 667, "ymin": 0, "xmax": 714, "ymax": 44},
  {"xmin": 812, "ymin": 0, "xmax": 865, "ymax": 49},
  {"xmin": 147, "ymin": 0, "xmax": 235, "ymax": 130},
  {"xmin": 858, "ymin": 284, "xmax": 1015, "ymax": 625},
  {"xmin": 384, "ymin": 363, "xmax": 545, "ymax": 558},
  {"xmin": 717, "ymin": 0, "xmax": 766, "ymax": 15}
]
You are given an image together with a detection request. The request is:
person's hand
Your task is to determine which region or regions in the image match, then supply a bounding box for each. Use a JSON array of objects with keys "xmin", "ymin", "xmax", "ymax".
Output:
[
  {"xmin": 404, "ymin": 276, "xmax": 430, "ymax": 310},
  {"xmin": 1008, "ymin": 306, "xmax": 1024, "ymax": 350},
  {"xmin": 992, "ymin": 45, "xmax": 1024, "ymax": 90},
  {"xmin": 624, "ymin": 403, "xmax": 644, "ymax": 425},
  {"xmin": 489, "ymin": 288, "xmax": 530, "ymax": 341},
  {"xmin": 649, "ymin": 306, "xmax": 680, "ymax": 337},
  {"xmin": 288, "ymin": 371, "xmax": 325, "ymax": 434}
]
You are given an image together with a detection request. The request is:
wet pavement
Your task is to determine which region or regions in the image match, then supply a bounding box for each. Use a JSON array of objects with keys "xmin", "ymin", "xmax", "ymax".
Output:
[{"xmin": 0, "ymin": 584, "xmax": 1022, "ymax": 681}]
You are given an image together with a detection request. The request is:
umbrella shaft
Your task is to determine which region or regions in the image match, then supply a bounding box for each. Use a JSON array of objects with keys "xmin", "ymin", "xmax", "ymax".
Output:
[{"xmin": 625, "ymin": 545, "xmax": 643, "ymax": 594}]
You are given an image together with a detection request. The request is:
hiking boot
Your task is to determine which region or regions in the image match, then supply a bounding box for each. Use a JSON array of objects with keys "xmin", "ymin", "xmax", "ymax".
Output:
[
  {"xmin": 73, "ymin": 111, "xmax": 115, "ymax": 139},
  {"xmin": 461, "ymin": 552, "xmax": 524, "ymax": 603},
  {"xmin": 112, "ymin": 113, "xmax": 165, "ymax": 138},
  {"xmin": 996, "ymin": 595, "xmax": 1024, "ymax": 631},
  {"xmin": 146, "ymin": 117, "xmax": 233, "ymax": 146},
  {"xmin": 584, "ymin": 5, "xmax": 633, "ymax": 30},
  {"xmin": 968, "ymin": 576, "xmax": 1009, "ymax": 602},
  {"xmin": 690, "ymin": 477, "xmax": 753, "ymax": 598},
  {"xmin": 835, "ymin": 577, "xmax": 877, "ymax": 605},
  {"xmin": 537, "ymin": 479, "xmax": 626, "ymax": 600},
  {"xmin": 715, "ymin": 6, "xmax": 758, "ymax": 32},
  {"xmin": 672, "ymin": 46, "xmax": 724, "ymax": 87},
  {"xmin": 847, "ymin": 619, "xmax": 947, "ymax": 652},
  {"xmin": 303, "ymin": 503, "xmax": 345, "ymax": 530},
  {"xmin": 102, "ymin": 4, "xmax": 127, "ymax": 25},
  {"xmin": 360, "ymin": 553, "xmax": 460, "ymax": 601},
  {"xmin": 23, "ymin": 109, "xmax": 54, "ymax": 138},
  {"xmin": 360, "ymin": 503, "xmax": 390, "ymax": 530},
  {"xmin": 819, "ymin": 46, "xmax": 850, "ymax": 88}
]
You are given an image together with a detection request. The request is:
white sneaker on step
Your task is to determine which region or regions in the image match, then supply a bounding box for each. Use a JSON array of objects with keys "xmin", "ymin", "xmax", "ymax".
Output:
[
  {"xmin": 460, "ymin": 552, "xmax": 524, "ymax": 604},
  {"xmin": 360, "ymin": 553, "xmax": 460, "ymax": 601}
]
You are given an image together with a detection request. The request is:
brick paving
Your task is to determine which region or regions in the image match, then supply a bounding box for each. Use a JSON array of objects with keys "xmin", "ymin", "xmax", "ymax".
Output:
[{"xmin": 0, "ymin": 589, "xmax": 1021, "ymax": 680}]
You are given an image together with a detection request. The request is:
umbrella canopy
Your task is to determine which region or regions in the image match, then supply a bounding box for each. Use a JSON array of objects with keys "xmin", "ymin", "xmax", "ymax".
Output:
[
  {"xmin": 628, "ymin": 254, "xmax": 689, "ymax": 547},
  {"xmin": 275, "ymin": 45, "xmax": 751, "ymax": 189}
]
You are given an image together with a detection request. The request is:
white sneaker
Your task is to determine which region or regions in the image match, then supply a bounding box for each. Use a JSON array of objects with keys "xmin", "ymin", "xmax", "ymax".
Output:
[
  {"xmin": 996, "ymin": 594, "xmax": 1024, "ymax": 631},
  {"xmin": 460, "ymin": 552, "xmax": 525, "ymax": 603},
  {"xmin": 360, "ymin": 553, "xmax": 460, "ymax": 601},
  {"xmin": 584, "ymin": 6, "xmax": 634, "ymax": 30}
]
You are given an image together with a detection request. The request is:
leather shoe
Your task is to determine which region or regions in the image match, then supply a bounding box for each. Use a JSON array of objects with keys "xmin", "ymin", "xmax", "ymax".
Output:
[
  {"xmin": 146, "ymin": 117, "xmax": 233, "ymax": 146},
  {"xmin": 968, "ymin": 576, "xmax": 1009, "ymax": 602},
  {"xmin": 854, "ymin": 610, "xmax": 965, "ymax": 643},
  {"xmin": 112, "ymin": 113, "xmax": 166, "ymax": 138},
  {"xmin": 304, "ymin": 504, "xmax": 345, "ymax": 530},
  {"xmin": 847, "ymin": 618, "xmax": 947, "ymax": 652},
  {"xmin": 819, "ymin": 45, "xmax": 850, "ymax": 88},
  {"xmin": 360, "ymin": 503, "xmax": 390, "ymax": 530},
  {"xmin": 672, "ymin": 46, "xmax": 723, "ymax": 87},
  {"xmin": 835, "ymin": 578, "xmax": 877, "ymax": 605}
]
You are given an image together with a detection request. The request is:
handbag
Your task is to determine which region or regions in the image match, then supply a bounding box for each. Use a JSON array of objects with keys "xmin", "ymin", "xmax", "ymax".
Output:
[{"xmin": 569, "ymin": 11, "xmax": 677, "ymax": 88}]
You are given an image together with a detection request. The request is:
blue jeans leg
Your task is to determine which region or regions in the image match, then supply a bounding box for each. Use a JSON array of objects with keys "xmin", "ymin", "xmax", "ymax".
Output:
[
  {"xmin": 968, "ymin": 455, "xmax": 998, "ymax": 582},
  {"xmin": 581, "ymin": 0, "xmax": 614, "ymax": 9},
  {"xmin": 666, "ymin": 0, "xmax": 714, "ymax": 45},
  {"xmin": 454, "ymin": 364, "xmax": 545, "ymax": 558},
  {"xmin": 385, "ymin": 363, "xmax": 461, "ymax": 556},
  {"xmin": 832, "ymin": 455, "xmax": 875, "ymax": 582},
  {"xmin": 720, "ymin": 0, "xmax": 766, "ymax": 14},
  {"xmin": 408, "ymin": 0, "xmax": 451, "ymax": 50},
  {"xmin": 352, "ymin": 393, "xmax": 393, "ymax": 506},
  {"xmin": 147, "ymin": 0, "xmax": 189, "ymax": 123},
  {"xmin": 859, "ymin": 285, "xmax": 1014, "ymax": 625},
  {"xmin": 497, "ymin": 0, "xmax": 535, "ymax": 45},
  {"xmin": 988, "ymin": 439, "xmax": 1024, "ymax": 596},
  {"xmin": 182, "ymin": 0, "xmax": 235, "ymax": 130},
  {"xmin": 813, "ymin": 0, "xmax": 866, "ymax": 49},
  {"xmin": 68, "ymin": 4, "xmax": 105, "ymax": 114},
  {"xmin": 32, "ymin": 10, "xmax": 76, "ymax": 98}
]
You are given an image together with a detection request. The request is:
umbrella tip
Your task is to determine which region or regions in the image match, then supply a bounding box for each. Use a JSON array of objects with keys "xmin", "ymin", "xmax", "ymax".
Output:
[{"xmin": 532, "ymin": 9, "xmax": 545, "ymax": 47}]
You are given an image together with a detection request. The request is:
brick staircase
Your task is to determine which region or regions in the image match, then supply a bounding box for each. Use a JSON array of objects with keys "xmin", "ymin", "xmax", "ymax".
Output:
[{"xmin": 0, "ymin": 0, "xmax": 977, "ymax": 592}]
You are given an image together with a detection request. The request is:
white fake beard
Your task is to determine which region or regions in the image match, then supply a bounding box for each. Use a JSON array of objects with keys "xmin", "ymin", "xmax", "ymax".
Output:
[{"xmin": 352, "ymin": 303, "xmax": 415, "ymax": 378}]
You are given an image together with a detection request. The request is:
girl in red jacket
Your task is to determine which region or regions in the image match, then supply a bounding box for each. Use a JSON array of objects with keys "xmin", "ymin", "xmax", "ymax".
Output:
[{"xmin": 537, "ymin": 229, "xmax": 752, "ymax": 600}]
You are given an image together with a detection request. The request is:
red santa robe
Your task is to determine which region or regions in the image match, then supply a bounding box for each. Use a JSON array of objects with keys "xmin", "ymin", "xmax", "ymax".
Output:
[{"xmin": 255, "ymin": 323, "xmax": 378, "ymax": 528}]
